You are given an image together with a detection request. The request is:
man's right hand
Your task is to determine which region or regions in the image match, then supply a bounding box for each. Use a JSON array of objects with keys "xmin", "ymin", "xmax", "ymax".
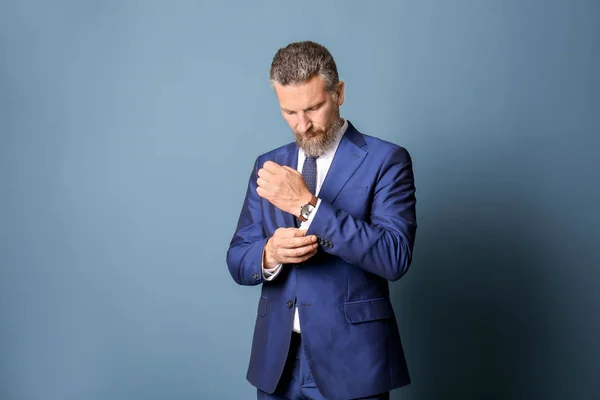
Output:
[{"xmin": 263, "ymin": 228, "xmax": 318, "ymax": 269}]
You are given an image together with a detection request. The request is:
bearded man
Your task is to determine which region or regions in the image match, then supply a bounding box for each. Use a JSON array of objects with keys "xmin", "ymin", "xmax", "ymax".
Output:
[{"xmin": 227, "ymin": 41, "xmax": 417, "ymax": 400}]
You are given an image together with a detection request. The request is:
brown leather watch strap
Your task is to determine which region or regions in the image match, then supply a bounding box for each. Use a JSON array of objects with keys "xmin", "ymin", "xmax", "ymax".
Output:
[{"xmin": 298, "ymin": 195, "xmax": 318, "ymax": 222}]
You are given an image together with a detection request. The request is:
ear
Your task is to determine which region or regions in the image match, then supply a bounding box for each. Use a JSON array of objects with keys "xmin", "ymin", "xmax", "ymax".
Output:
[{"xmin": 335, "ymin": 81, "xmax": 345, "ymax": 106}]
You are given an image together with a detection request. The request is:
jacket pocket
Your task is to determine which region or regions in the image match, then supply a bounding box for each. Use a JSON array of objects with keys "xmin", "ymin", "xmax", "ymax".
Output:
[
  {"xmin": 344, "ymin": 297, "xmax": 394, "ymax": 324},
  {"xmin": 257, "ymin": 296, "xmax": 268, "ymax": 317}
]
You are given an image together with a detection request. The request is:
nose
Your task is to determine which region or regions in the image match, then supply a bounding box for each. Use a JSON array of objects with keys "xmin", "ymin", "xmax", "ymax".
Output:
[{"xmin": 296, "ymin": 112, "xmax": 312, "ymax": 134}]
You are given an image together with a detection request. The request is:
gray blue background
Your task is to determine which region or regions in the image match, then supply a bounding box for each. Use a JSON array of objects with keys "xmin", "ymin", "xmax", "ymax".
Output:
[{"xmin": 1, "ymin": 1, "xmax": 599, "ymax": 399}]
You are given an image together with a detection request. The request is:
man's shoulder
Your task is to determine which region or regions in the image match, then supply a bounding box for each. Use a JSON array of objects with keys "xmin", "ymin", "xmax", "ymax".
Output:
[
  {"xmin": 353, "ymin": 127, "xmax": 412, "ymax": 165},
  {"xmin": 254, "ymin": 141, "xmax": 296, "ymax": 163},
  {"xmin": 260, "ymin": 141, "xmax": 296, "ymax": 157}
]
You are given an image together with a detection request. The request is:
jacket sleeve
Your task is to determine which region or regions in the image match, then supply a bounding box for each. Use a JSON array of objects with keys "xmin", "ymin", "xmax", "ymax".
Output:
[
  {"xmin": 226, "ymin": 157, "xmax": 268, "ymax": 286},
  {"xmin": 306, "ymin": 147, "xmax": 417, "ymax": 281}
]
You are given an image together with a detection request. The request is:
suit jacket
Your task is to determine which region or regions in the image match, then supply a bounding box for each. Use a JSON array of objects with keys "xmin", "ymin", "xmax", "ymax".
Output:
[{"xmin": 226, "ymin": 121, "xmax": 417, "ymax": 400}]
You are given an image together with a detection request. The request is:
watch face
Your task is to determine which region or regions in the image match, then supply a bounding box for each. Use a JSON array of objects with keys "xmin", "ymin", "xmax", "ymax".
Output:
[{"xmin": 301, "ymin": 204, "xmax": 315, "ymax": 219}]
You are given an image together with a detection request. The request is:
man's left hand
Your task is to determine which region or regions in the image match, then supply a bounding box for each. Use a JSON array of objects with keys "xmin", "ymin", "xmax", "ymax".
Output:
[{"xmin": 256, "ymin": 161, "xmax": 313, "ymax": 216}]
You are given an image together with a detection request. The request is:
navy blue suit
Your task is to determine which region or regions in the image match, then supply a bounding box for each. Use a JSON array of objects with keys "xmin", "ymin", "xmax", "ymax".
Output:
[{"xmin": 227, "ymin": 121, "xmax": 417, "ymax": 400}]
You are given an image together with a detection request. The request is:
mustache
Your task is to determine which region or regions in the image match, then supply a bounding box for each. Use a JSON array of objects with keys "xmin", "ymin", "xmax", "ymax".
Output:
[{"xmin": 296, "ymin": 126, "xmax": 325, "ymax": 136}]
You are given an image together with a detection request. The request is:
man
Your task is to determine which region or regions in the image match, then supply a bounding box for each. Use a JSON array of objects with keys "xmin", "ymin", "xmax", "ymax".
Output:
[{"xmin": 227, "ymin": 41, "xmax": 417, "ymax": 400}]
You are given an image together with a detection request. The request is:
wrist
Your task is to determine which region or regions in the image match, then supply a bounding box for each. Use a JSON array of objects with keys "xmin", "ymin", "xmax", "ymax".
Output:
[
  {"xmin": 297, "ymin": 194, "xmax": 318, "ymax": 221},
  {"xmin": 263, "ymin": 239, "xmax": 278, "ymax": 269},
  {"xmin": 292, "ymin": 192, "xmax": 311, "ymax": 214}
]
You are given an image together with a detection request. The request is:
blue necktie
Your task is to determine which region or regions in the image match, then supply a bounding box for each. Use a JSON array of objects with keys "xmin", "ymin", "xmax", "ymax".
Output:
[
  {"xmin": 296, "ymin": 156, "xmax": 318, "ymax": 227},
  {"xmin": 302, "ymin": 156, "xmax": 318, "ymax": 195}
]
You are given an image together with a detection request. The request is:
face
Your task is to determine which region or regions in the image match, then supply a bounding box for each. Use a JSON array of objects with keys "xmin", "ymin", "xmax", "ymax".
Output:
[{"xmin": 273, "ymin": 75, "xmax": 345, "ymax": 157}]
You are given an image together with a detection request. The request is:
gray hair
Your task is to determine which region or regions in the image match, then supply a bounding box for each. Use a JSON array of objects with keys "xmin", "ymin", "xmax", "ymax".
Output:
[{"xmin": 269, "ymin": 41, "xmax": 339, "ymax": 93}]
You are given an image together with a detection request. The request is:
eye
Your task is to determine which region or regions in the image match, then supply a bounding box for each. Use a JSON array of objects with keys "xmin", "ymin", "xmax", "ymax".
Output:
[{"xmin": 284, "ymin": 110, "xmax": 296, "ymax": 115}]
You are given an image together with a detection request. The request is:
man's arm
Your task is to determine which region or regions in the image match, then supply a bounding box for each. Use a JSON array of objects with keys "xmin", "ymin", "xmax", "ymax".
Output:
[
  {"xmin": 227, "ymin": 157, "xmax": 268, "ymax": 286},
  {"xmin": 306, "ymin": 146, "xmax": 417, "ymax": 281},
  {"xmin": 227, "ymin": 157, "xmax": 319, "ymax": 286}
]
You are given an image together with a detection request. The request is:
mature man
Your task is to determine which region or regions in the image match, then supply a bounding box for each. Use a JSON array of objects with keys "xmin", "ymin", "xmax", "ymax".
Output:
[{"xmin": 227, "ymin": 41, "xmax": 417, "ymax": 400}]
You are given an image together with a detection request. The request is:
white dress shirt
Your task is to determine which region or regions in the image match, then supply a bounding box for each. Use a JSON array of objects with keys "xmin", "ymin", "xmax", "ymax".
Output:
[{"xmin": 261, "ymin": 119, "xmax": 348, "ymax": 333}]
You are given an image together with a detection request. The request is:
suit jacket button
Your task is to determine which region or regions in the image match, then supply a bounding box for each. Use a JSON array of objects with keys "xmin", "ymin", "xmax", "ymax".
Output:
[
  {"xmin": 286, "ymin": 300, "xmax": 293, "ymax": 308},
  {"xmin": 328, "ymin": 242, "xmax": 334, "ymax": 248}
]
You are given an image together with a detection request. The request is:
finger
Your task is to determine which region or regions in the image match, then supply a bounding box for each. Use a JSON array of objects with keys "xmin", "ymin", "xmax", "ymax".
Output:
[
  {"xmin": 280, "ymin": 243, "xmax": 318, "ymax": 258},
  {"xmin": 303, "ymin": 248, "xmax": 318, "ymax": 259},
  {"xmin": 257, "ymin": 168, "xmax": 275, "ymax": 180},
  {"xmin": 284, "ymin": 248, "xmax": 318, "ymax": 264},
  {"xmin": 282, "ymin": 166, "xmax": 300, "ymax": 175},
  {"xmin": 283, "ymin": 235, "xmax": 317, "ymax": 248},
  {"xmin": 263, "ymin": 161, "xmax": 282, "ymax": 173},
  {"xmin": 290, "ymin": 228, "xmax": 309, "ymax": 237},
  {"xmin": 256, "ymin": 177, "xmax": 272, "ymax": 189},
  {"xmin": 272, "ymin": 228, "xmax": 295, "ymax": 241},
  {"xmin": 256, "ymin": 186, "xmax": 269, "ymax": 199},
  {"xmin": 276, "ymin": 228, "xmax": 307, "ymax": 239}
]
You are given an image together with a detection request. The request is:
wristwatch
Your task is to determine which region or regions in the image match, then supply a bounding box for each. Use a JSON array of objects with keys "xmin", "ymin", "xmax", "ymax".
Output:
[{"xmin": 298, "ymin": 195, "xmax": 318, "ymax": 222}]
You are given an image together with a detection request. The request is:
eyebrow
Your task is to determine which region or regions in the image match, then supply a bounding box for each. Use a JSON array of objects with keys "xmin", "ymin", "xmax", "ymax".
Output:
[{"xmin": 281, "ymin": 101, "xmax": 325, "ymax": 113}]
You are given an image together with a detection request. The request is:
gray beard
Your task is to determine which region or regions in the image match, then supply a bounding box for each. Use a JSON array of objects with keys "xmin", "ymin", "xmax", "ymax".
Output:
[{"xmin": 294, "ymin": 117, "xmax": 344, "ymax": 158}]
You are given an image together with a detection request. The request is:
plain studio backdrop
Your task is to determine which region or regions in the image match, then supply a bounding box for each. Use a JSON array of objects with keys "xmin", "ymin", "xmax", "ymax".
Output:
[{"xmin": 1, "ymin": 1, "xmax": 598, "ymax": 399}]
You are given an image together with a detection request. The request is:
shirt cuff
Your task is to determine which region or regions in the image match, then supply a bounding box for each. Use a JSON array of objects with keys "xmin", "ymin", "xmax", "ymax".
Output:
[{"xmin": 262, "ymin": 263, "xmax": 283, "ymax": 281}]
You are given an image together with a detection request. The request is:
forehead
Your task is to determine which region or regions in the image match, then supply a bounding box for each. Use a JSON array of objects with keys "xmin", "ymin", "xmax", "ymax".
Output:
[{"xmin": 273, "ymin": 75, "xmax": 329, "ymax": 110}]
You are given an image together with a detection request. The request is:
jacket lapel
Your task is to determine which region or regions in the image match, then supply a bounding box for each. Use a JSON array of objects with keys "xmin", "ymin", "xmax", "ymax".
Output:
[
  {"xmin": 319, "ymin": 121, "xmax": 367, "ymax": 204},
  {"xmin": 271, "ymin": 121, "xmax": 367, "ymax": 227}
]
